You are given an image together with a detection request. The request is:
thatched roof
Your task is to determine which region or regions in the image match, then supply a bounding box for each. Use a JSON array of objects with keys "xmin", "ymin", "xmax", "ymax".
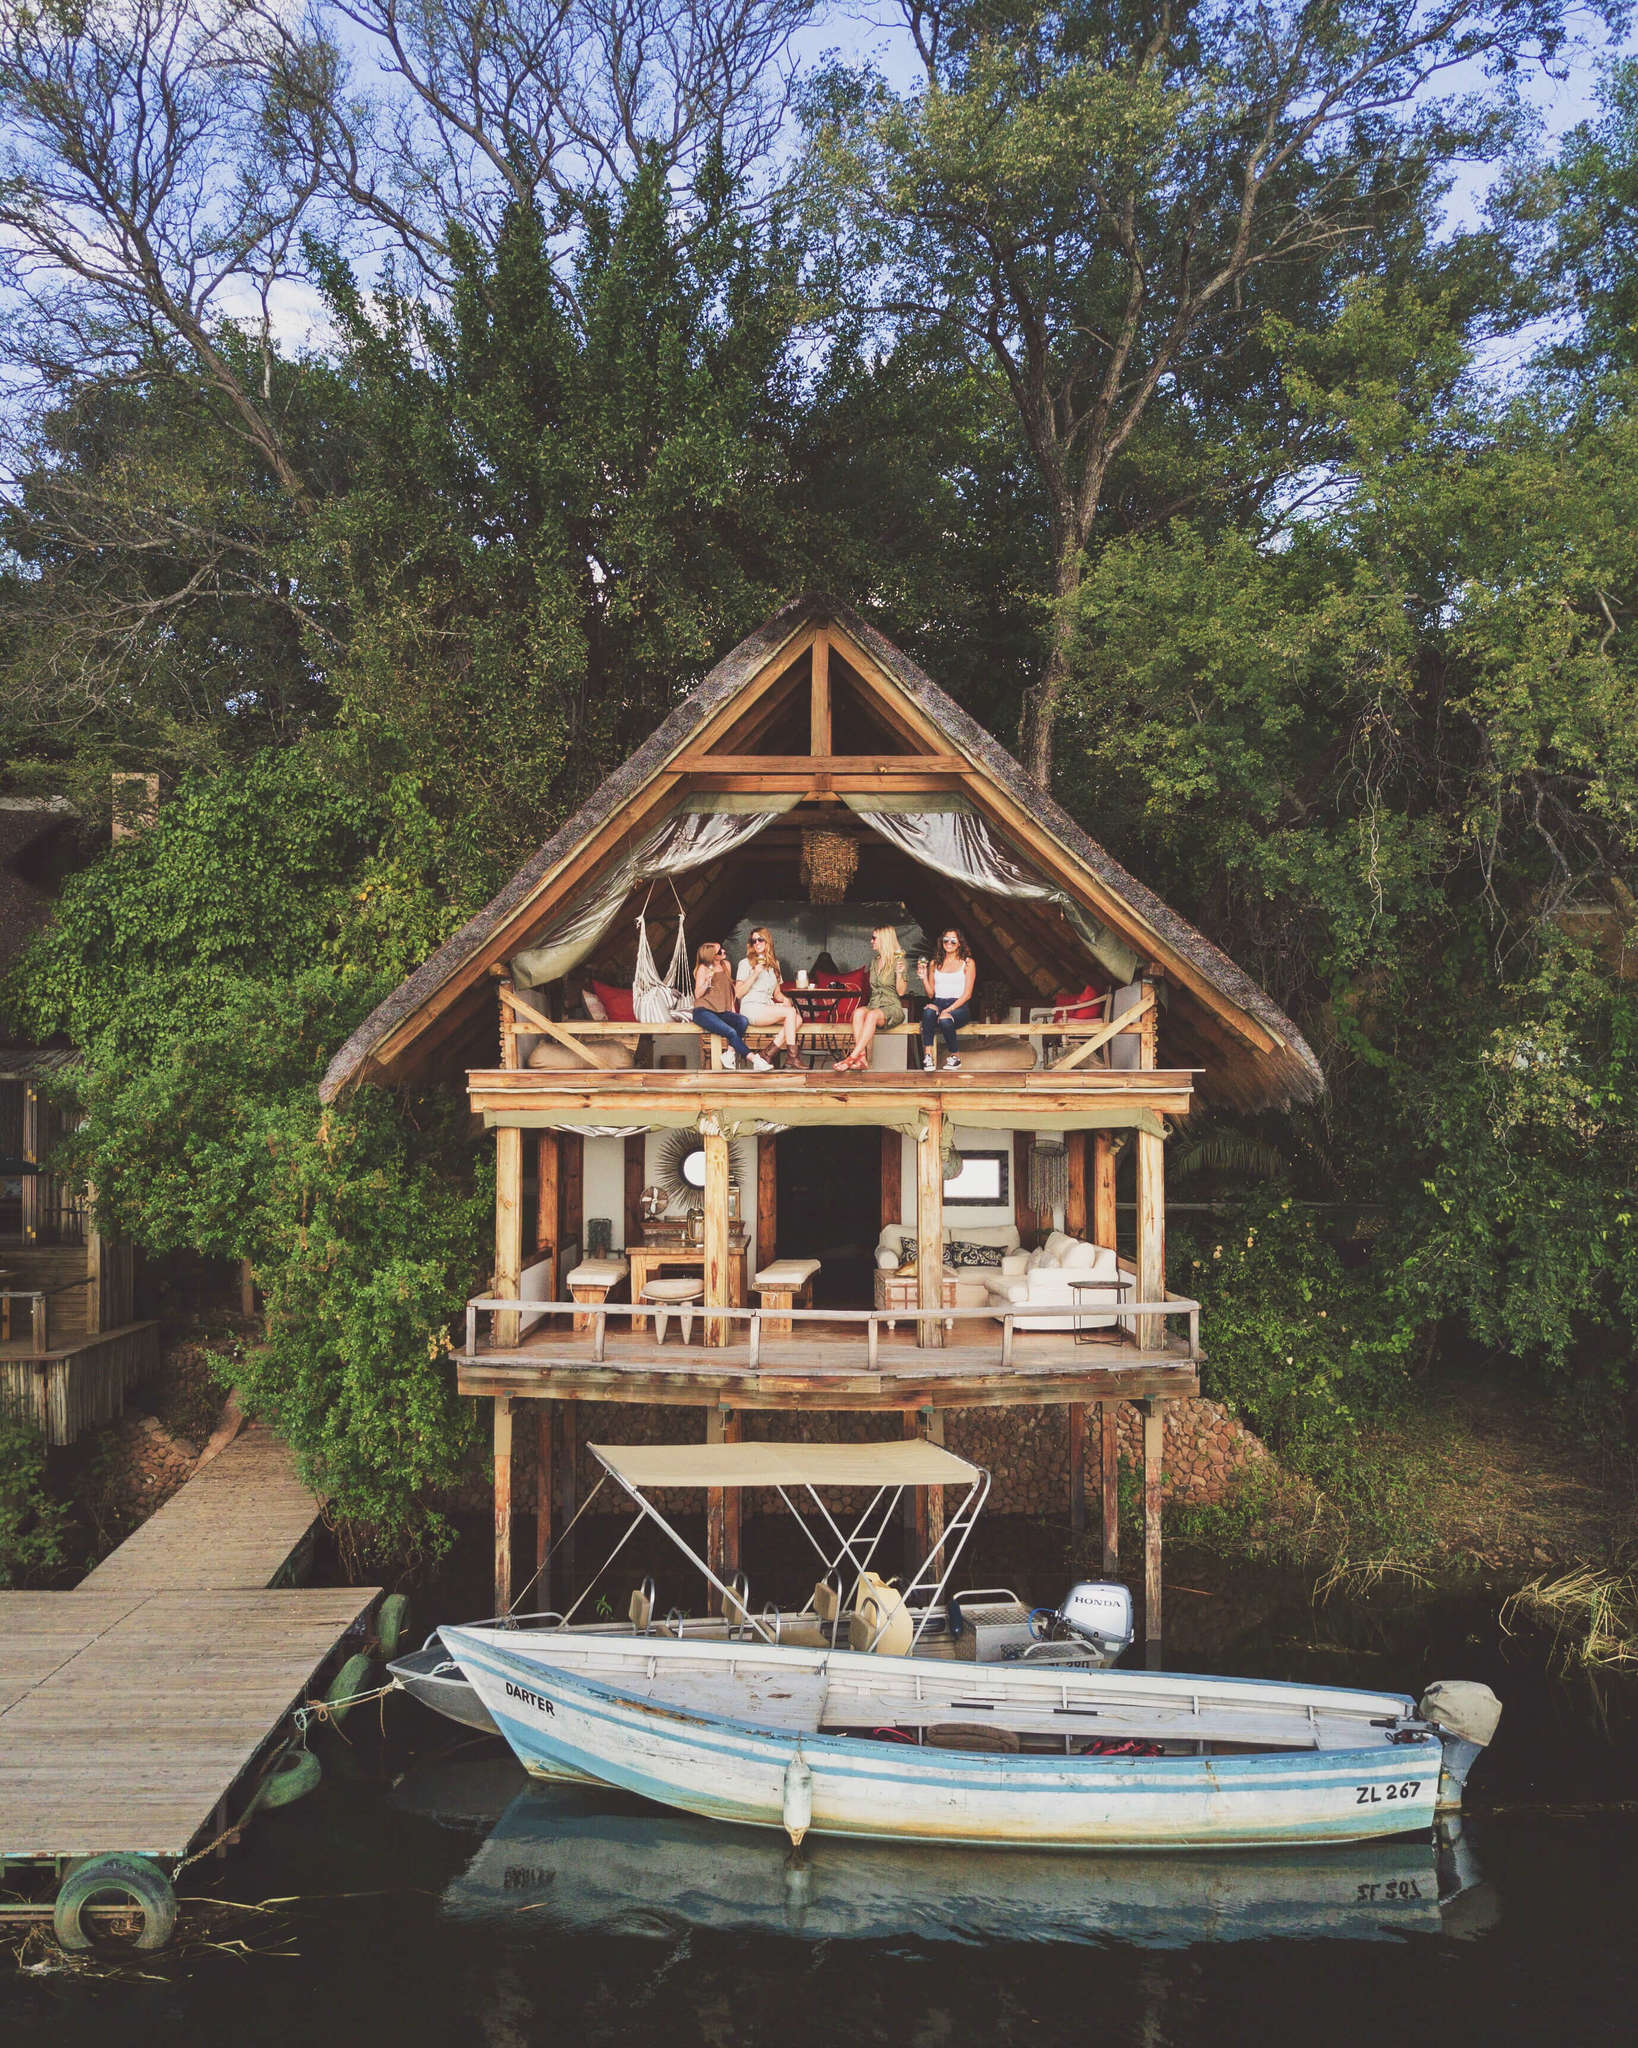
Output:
[{"xmin": 320, "ymin": 594, "xmax": 1321, "ymax": 1109}]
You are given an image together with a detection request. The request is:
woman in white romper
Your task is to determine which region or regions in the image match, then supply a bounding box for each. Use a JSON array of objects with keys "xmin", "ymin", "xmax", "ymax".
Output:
[{"xmin": 735, "ymin": 928, "xmax": 802, "ymax": 1065}]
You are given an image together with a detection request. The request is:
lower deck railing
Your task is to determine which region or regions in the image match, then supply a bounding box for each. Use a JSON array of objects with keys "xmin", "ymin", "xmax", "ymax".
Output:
[{"xmin": 461, "ymin": 1294, "xmax": 1201, "ymax": 1365}]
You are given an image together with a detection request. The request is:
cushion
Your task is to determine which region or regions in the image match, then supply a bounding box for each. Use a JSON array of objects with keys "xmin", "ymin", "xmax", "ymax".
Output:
[
  {"xmin": 941, "ymin": 1224, "xmax": 1020, "ymax": 1250},
  {"xmin": 580, "ymin": 985, "xmax": 609, "ymax": 1021},
  {"xmin": 642, "ymin": 1276, "xmax": 704, "ymax": 1302},
  {"xmin": 568, "ymin": 1257, "xmax": 629, "ymax": 1286},
  {"xmin": 988, "ymin": 1278, "xmax": 1029, "ymax": 1304},
  {"xmin": 1026, "ymin": 1247, "xmax": 1051, "ymax": 1272},
  {"xmin": 528, "ymin": 1036, "xmax": 639, "ymax": 1071},
  {"xmin": 875, "ymin": 1246, "xmax": 904, "ymax": 1271},
  {"xmin": 588, "ymin": 978, "xmax": 636, "ymax": 1023},
  {"xmin": 756, "ymin": 1258, "xmax": 822, "ymax": 1287},
  {"xmin": 1060, "ymin": 1238, "xmax": 1098, "ymax": 1270},
  {"xmin": 1052, "ymin": 985, "xmax": 1106, "ymax": 1021},
  {"xmin": 1043, "ymin": 1230, "xmax": 1075, "ymax": 1262},
  {"xmin": 832, "ymin": 965, "xmax": 870, "ymax": 992},
  {"xmin": 950, "ymin": 1279, "xmax": 992, "ymax": 1309},
  {"xmin": 946, "ymin": 1239, "xmax": 1005, "ymax": 1268},
  {"xmin": 955, "ymin": 1040, "xmax": 1037, "ymax": 1073},
  {"xmin": 999, "ymin": 1251, "xmax": 1030, "ymax": 1276}
]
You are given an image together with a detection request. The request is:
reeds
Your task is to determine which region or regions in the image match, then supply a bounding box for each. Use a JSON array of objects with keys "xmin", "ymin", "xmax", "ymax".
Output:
[{"xmin": 1501, "ymin": 1565, "xmax": 1638, "ymax": 1671}]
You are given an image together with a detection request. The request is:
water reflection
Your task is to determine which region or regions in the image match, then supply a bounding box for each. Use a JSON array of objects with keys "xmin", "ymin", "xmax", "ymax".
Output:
[{"xmin": 415, "ymin": 1767, "xmax": 1495, "ymax": 1949}]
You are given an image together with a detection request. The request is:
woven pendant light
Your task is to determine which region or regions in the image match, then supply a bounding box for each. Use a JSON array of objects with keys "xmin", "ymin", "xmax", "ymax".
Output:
[{"xmin": 799, "ymin": 829, "xmax": 857, "ymax": 905}]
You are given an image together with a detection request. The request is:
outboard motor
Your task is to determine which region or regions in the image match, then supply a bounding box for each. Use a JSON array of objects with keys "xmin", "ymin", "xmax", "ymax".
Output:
[
  {"xmin": 1418, "ymin": 1681, "xmax": 1503, "ymax": 1811},
  {"xmin": 1021, "ymin": 1581, "xmax": 1134, "ymax": 1666}
]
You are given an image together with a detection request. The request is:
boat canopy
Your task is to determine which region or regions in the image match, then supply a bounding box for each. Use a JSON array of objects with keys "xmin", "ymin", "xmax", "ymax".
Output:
[{"xmin": 588, "ymin": 1440, "xmax": 982, "ymax": 1492}]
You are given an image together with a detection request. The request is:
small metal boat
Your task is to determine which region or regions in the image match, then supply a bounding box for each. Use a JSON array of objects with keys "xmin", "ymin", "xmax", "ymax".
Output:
[
  {"xmin": 440, "ymin": 1439, "xmax": 1504, "ymax": 1851},
  {"xmin": 389, "ymin": 1634, "xmax": 501, "ymax": 1735}
]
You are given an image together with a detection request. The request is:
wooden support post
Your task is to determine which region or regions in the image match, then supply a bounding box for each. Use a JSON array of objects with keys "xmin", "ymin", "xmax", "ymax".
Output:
[
  {"xmin": 1136, "ymin": 1128, "xmax": 1166, "ymax": 1351},
  {"xmin": 623, "ymin": 1133, "xmax": 646, "ymax": 1249},
  {"xmin": 494, "ymin": 1127, "xmax": 523, "ymax": 1348},
  {"xmin": 1068, "ymin": 1403, "xmax": 1086, "ymax": 1540},
  {"xmin": 756, "ymin": 1134, "xmax": 778, "ymax": 1268},
  {"xmin": 905, "ymin": 1408, "xmax": 929, "ymax": 1552},
  {"xmin": 705, "ymin": 1406, "xmax": 738, "ymax": 1584},
  {"xmin": 1143, "ymin": 1397, "xmax": 1164, "ymax": 1664},
  {"xmin": 1065, "ymin": 1133, "xmax": 1087, "ymax": 1242},
  {"xmin": 498, "ymin": 979, "xmax": 519, "ymax": 1069},
  {"xmin": 493, "ymin": 1395, "xmax": 513, "ymax": 1614},
  {"xmin": 880, "ymin": 1128, "xmax": 902, "ymax": 1227},
  {"xmin": 916, "ymin": 1107, "xmax": 945, "ymax": 1349},
  {"xmin": 810, "ymin": 631, "xmax": 831, "ymax": 757},
  {"xmin": 1101, "ymin": 1400, "xmax": 1121, "ymax": 1575},
  {"xmin": 555, "ymin": 1403, "xmax": 579, "ymax": 1594},
  {"xmin": 724, "ymin": 1409, "xmax": 743, "ymax": 1579},
  {"xmin": 561, "ymin": 1132, "xmax": 583, "ymax": 1265},
  {"xmin": 704, "ymin": 1122, "xmax": 730, "ymax": 1347},
  {"xmin": 535, "ymin": 1128, "xmax": 560, "ymax": 1308},
  {"xmin": 1092, "ymin": 1131, "xmax": 1118, "ymax": 1252},
  {"xmin": 1014, "ymin": 1131, "xmax": 1036, "ymax": 1244},
  {"xmin": 237, "ymin": 1256, "xmax": 255, "ymax": 1324},
  {"xmin": 534, "ymin": 1401, "xmax": 554, "ymax": 1610},
  {"xmin": 925, "ymin": 1409, "xmax": 946, "ymax": 1555}
]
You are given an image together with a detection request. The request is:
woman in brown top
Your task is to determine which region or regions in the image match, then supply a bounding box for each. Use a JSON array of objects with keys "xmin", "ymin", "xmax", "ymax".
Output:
[{"xmin": 693, "ymin": 942, "xmax": 770, "ymax": 1071}]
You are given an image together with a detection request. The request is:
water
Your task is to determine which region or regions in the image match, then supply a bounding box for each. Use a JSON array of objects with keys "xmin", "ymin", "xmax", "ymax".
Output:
[{"xmin": 6, "ymin": 1522, "xmax": 1638, "ymax": 2046}]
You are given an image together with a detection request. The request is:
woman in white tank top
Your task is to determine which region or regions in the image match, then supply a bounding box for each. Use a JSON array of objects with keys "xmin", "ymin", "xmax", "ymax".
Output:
[
  {"xmin": 735, "ymin": 927, "xmax": 801, "ymax": 1063},
  {"xmin": 920, "ymin": 927, "xmax": 976, "ymax": 1070}
]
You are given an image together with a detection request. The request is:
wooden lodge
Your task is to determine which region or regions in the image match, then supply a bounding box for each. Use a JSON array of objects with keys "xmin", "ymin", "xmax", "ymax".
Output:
[{"xmin": 322, "ymin": 596, "xmax": 1321, "ymax": 1653}]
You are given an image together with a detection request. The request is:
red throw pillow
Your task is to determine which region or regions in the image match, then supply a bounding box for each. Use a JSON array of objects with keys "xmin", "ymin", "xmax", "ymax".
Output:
[
  {"xmin": 1053, "ymin": 985, "xmax": 1105, "ymax": 1020},
  {"xmin": 836, "ymin": 965, "xmax": 871, "ymax": 992},
  {"xmin": 588, "ymin": 978, "xmax": 636, "ymax": 1023}
]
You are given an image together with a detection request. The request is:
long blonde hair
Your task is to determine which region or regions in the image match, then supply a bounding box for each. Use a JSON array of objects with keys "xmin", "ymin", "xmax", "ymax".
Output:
[
  {"xmin": 873, "ymin": 926, "xmax": 903, "ymax": 971},
  {"xmin": 748, "ymin": 927, "xmax": 782, "ymax": 981}
]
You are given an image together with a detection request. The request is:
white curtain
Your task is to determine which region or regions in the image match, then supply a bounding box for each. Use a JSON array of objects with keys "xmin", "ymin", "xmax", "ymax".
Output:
[
  {"xmin": 847, "ymin": 802, "xmax": 1141, "ymax": 986},
  {"xmin": 510, "ymin": 805, "xmax": 794, "ymax": 990}
]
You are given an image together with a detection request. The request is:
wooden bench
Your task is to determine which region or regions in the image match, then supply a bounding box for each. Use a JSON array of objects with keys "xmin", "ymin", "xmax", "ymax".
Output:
[
  {"xmin": 566, "ymin": 1256, "xmax": 629, "ymax": 1333},
  {"xmin": 753, "ymin": 1258, "xmax": 822, "ymax": 1335}
]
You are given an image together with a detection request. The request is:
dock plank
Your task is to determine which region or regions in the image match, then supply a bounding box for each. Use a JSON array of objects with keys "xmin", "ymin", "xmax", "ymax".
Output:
[{"xmin": 0, "ymin": 1588, "xmax": 378, "ymax": 1859}]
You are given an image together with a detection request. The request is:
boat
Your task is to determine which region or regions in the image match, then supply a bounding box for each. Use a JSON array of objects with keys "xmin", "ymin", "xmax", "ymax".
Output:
[
  {"xmin": 391, "ymin": 1435, "xmax": 1133, "ymax": 1751},
  {"xmin": 438, "ymin": 1439, "xmax": 1504, "ymax": 1850},
  {"xmin": 440, "ymin": 1776, "xmax": 1496, "ymax": 1945}
]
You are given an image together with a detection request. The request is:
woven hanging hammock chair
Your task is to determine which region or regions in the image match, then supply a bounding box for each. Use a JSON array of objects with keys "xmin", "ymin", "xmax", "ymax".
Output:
[{"xmin": 632, "ymin": 882, "xmax": 693, "ymax": 1024}]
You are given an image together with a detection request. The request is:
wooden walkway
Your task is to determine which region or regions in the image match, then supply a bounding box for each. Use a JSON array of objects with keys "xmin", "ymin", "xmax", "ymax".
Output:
[
  {"xmin": 80, "ymin": 1424, "xmax": 328, "ymax": 1591},
  {"xmin": 1, "ymin": 1424, "xmax": 379, "ymax": 1866}
]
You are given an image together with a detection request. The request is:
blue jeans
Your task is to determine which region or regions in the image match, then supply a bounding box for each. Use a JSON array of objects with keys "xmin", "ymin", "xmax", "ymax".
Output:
[
  {"xmin": 921, "ymin": 1000, "xmax": 971, "ymax": 1053},
  {"xmin": 693, "ymin": 1007, "xmax": 751, "ymax": 1059}
]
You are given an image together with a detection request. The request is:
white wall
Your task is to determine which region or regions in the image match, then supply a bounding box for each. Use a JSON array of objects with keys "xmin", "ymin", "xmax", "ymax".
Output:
[{"xmin": 583, "ymin": 1135, "xmax": 627, "ymax": 1250}]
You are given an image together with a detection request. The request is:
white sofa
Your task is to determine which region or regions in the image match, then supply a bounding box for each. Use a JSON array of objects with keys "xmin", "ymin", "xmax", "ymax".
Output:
[
  {"xmin": 873, "ymin": 1222, "xmax": 1020, "ymax": 1312},
  {"xmin": 980, "ymin": 1229, "xmax": 1125, "ymax": 1332}
]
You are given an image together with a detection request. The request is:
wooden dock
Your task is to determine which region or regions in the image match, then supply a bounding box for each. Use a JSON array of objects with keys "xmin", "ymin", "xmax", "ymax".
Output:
[{"xmin": 0, "ymin": 1423, "xmax": 379, "ymax": 1870}]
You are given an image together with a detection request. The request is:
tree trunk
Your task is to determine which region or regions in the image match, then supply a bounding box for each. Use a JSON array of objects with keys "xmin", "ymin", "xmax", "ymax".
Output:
[{"xmin": 1018, "ymin": 542, "xmax": 1086, "ymax": 787}]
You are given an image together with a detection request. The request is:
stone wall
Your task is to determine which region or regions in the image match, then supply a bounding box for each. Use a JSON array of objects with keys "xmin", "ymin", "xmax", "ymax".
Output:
[{"xmin": 537, "ymin": 1395, "xmax": 1268, "ymax": 1519}]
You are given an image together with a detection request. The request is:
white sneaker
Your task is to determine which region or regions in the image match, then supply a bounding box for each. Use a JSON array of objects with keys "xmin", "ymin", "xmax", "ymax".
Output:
[
  {"xmin": 748, "ymin": 1052, "xmax": 773, "ymax": 1071},
  {"xmin": 945, "ymin": 1056, "xmax": 961, "ymax": 1071},
  {"xmin": 720, "ymin": 1047, "xmax": 737, "ymax": 1069},
  {"xmin": 922, "ymin": 1051, "xmax": 936, "ymax": 1071}
]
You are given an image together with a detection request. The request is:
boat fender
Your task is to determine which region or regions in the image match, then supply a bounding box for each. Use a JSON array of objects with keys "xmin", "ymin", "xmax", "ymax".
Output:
[
  {"xmin": 53, "ymin": 1853, "xmax": 178, "ymax": 1955},
  {"xmin": 783, "ymin": 1749, "xmax": 814, "ymax": 1846},
  {"xmin": 1418, "ymin": 1681, "xmax": 1502, "ymax": 1748},
  {"xmin": 323, "ymin": 1652, "xmax": 379, "ymax": 1724},
  {"xmin": 249, "ymin": 1746, "xmax": 323, "ymax": 1813},
  {"xmin": 375, "ymin": 1594, "xmax": 413, "ymax": 1660}
]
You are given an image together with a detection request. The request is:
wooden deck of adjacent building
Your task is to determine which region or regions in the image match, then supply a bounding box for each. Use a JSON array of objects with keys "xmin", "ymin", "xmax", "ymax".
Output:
[
  {"xmin": 0, "ymin": 1320, "xmax": 161, "ymax": 1444},
  {"xmin": 0, "ymin": 1425, "xmax": 379, "ymax": 1868}
]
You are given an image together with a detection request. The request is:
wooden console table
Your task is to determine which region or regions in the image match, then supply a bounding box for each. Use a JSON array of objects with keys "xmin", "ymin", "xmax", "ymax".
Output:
[{"xmin": 627, "ymin": 1233, "xmax": 749, "ymax": 1332}]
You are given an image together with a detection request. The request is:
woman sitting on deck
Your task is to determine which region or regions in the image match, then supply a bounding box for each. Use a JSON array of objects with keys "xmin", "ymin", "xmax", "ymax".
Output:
[
  {"xmin": 834, "ymin": 926, "xmax": 907, "ymax": 1071},
  {"xmin": 736, "ymin": 928, "xmax": 802, "ymax": 1067},
  {"xmin": 693, "ymin": 942, "xmax": 771, "ymax": 1071},
  {"xmin": 921, "ymin": 927, "xmax": 976, "ymax": 1070}
]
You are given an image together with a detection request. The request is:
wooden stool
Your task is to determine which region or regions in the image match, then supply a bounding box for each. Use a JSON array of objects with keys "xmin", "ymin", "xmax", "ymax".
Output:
[
  {"xmin": 642, "ymin": 1276, "xmax": 705, "ymax": 1345},
  {"xmin": 753, "ymin": 1257, "xmax": 822, "ymax": 1335}
]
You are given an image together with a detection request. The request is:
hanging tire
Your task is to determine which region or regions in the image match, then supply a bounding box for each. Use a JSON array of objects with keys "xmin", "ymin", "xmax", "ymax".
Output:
[
  {"xmin": 249, "ymin": 1746, "xmax": 323, "ymax": 1813},
  {"xmin": 324, "ymin": 1652, "xmax": 378, "ymax": 1724},
  {"xmin": 53, "ymin": 1854, "xmax": 178, "ymax": 1954},
  {"xmin": 375, "ymin": 1594, "xmax": 413, "ymax": 1661}
]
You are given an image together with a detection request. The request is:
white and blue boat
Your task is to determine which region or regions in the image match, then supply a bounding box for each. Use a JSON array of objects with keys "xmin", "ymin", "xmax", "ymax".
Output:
[{"xmin": 440, "ymin": 1439, "xmax": 1502, "ymax": 1853}]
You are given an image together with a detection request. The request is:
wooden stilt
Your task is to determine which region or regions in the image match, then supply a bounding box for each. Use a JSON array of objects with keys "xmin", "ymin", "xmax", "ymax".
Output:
[
  {"xmin": 723, "ymin": 1409, "xmax": 742, "ymax": 1579},
  {"xmin": 1143, "ymin": 1397, "xmax": 1164, "ymax": 1664},
  {"xmin": 493, "ymin": 1394, "xmax": 513, "ymax": 1614},
  {"xmin": 925, "ymin": 1409, "xmax": 946, "ymax": 1555},
  {"xmin": 917, "ymin": 1108, "xmax": 945, "ymax": 1349},
  {"xmin": 534, "ymin": 1400, "xmax": 554, "ymax": 1610},
  {"xmin": 1068, "ymin": 1402, "xmax": 1087, "ymax": 1540},
  {"xmin": 703, "ymin": 1122, "xmax": 730, "ymax": 1347},
  {"xmin": 756, "ymin": 1135, "xmax": 778, "ymax": 1269},
  {"xmin": 705, "ymin": 1406, "xmax": 727, "ymax": 1584},
  {"xmin": 494, "ymin": 1127, "xmax": 523, "ymax": 1348},
  {"xmin": 555, "ymin": 1403, "xmax": 578, "ymax": 1596},
  {"xmin": 1101, "ymin": 1399, "xmax": 1120, "ymax": 1575},
  {"xmin": 905, "ymin": 1408, "xmax": 929, "ymax": 1552},
  {"xmin": 238, "ymin": 1257, "xmax": 256, "ymax": 1323}
]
